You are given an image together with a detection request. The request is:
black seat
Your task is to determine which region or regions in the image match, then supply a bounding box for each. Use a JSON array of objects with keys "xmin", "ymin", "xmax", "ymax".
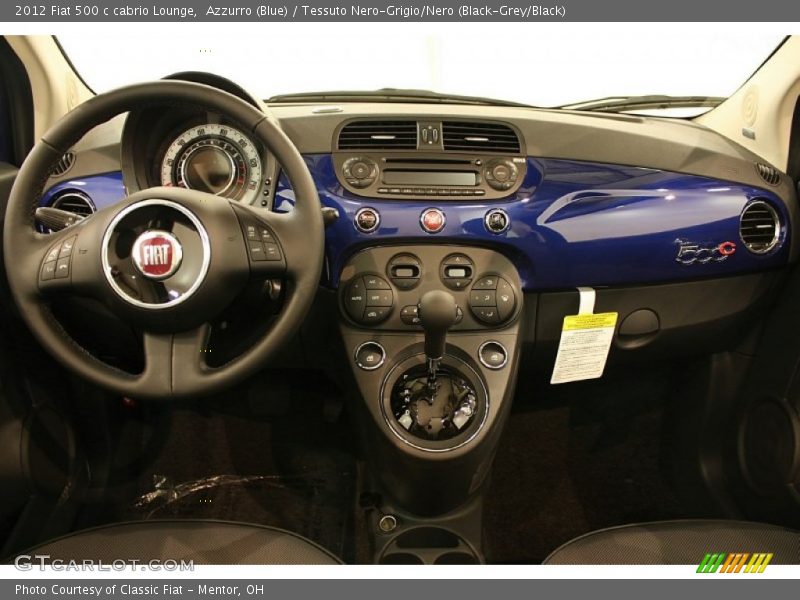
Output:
[
  {"xmin": 544, "ymin": 520, "xmax": 799, "ymax": 564},
  {"xmin": 13, "ymin": 520, "xmax": 341, "ymax": 565}
]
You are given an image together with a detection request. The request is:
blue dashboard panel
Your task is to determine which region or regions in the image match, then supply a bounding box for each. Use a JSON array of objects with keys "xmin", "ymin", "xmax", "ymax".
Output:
[
  {"xmin": 275, "ymin": 155, "xmax": 791, "ymax": 291},
  {"xmin": 41, "ymin": 171, "xmax": 126, "ymax": 209}
]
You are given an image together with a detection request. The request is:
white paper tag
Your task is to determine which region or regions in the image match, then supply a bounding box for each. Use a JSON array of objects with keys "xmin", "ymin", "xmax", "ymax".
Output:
[{"xmin": 551, "ymin": 288, "xmax": 618, "ymax": 385}]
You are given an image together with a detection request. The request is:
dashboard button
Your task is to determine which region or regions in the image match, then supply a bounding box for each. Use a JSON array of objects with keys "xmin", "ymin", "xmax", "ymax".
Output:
[
  {"xmin": 447, "ymin": 278, "xmax": 471, "ymax": 290},
  {"xmin": 469, "ymin": 290, "xmax": 496, "ymax": 307},
  {"xmin": 496, "ymin": 279, "xmax": 516, "ymax": 320},
  {"xmin": 366, "ymin": 289, "xmax": 393, "ymax": 307},
  {"xmin": 355, "ymin": 342, "xmax": 386, "ymax": 370},
  {"xmin": 355, "ymin": 208, "xmax": 380, "ymax": 233},
  {"xmin": 472, "ymin": 307, "xmax": 500, "ymax": 324},
  {"xmin": 364, "ymin": 275, "xmax": 390, "ymax": 290},
  {"xmin": 485, "ymin": 209, "xmax": 510, "ymax": 234},
  {"xmin": 400, "ymin": 305, "xmax": 421, "ymax": 325},
  {"xmin": 420, "ymin": 208, "xmax": 446, "ymax": 233},
  {"xmin": 363, "ymin": 306, "xmax": 391, "ymax": 324},
  {"xmin": 344, "ymin": 278, "xmax": 366, "ymax": 320},
  {"xmin": 474, "ymin": 276, "xmax": 498, "ymax": 290},
  {"xmin": 245, "ymin": 224, "xmax": 257, "ymax": 240},
  {"xmin": 479, "ymin": 341, "xmax": 508, "ymax": 369}
]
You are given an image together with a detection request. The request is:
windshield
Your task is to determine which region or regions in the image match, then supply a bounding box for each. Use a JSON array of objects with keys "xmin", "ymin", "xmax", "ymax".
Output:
[{"xmin": 58, "ymin": 27, "xmax": 784, "ymax": 114}]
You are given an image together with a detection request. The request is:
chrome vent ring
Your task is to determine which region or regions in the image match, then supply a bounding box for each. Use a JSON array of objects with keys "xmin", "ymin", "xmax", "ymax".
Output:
[{"xmin": 740, "ymin": 200, "xmax": 780, "ymax": 254}]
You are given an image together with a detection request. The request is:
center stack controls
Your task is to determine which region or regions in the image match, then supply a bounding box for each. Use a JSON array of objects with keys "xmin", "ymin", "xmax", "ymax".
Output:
[{"xmin": 340, "ymin": 247, "xmax": 519, "ymax": 331}]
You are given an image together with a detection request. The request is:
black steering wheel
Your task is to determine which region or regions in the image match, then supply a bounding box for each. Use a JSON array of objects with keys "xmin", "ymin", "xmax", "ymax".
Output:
[{"xmin": 2, "ymin": 81, "xmax": 324, "ymax": 399}]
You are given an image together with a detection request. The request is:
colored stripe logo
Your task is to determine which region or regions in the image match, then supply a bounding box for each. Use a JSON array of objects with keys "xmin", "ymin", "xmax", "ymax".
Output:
[{"xmin": 697, "ymin": 552, "xmax": 773, "ymax": 573}]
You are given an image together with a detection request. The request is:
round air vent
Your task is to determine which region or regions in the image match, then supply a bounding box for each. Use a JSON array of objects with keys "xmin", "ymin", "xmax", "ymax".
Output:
[
  {"xmin": 740, "ymin": 200, "xmax": 780, "ymax": 254},
  {"xmin": 755, "ymin": 162, "xmax": 781, "ymax": 186},
  {"xmin": 49, "ymin": 151, "xmax": 76, "ymax": 177},
  {"xmin": 51, "ymin": 190, "xmax": 95, "ymax": 218}
]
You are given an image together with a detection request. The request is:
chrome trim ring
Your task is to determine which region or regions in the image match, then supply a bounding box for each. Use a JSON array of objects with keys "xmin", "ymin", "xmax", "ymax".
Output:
[
  {"xmin": 379, "ymin": 353, "xmax": 489, "ymax": 454},
  {"xmin": 484, "ymin": 208, "xmax": 510, "ymax": 234},
  {"xmin": 739, "ymin": 199, "xmax": 780, "ymax": 255},
  {"xmin": 101, "ymin": 199, "xmax": 211, "ymax": 310},
  {"xmin": 354, "ymin": 207, "xmax": 381, "ymax": 233},
  {"xmin": 354, "ymin": 341, "xmax": 386, "ymax": 371},
  {"xmin": 478, "ymin": 340, "xmax": 509, "ymax": 370},
  {"xmin": 419, "ymin": 208, "xmax": 446, "ymax": 233}
]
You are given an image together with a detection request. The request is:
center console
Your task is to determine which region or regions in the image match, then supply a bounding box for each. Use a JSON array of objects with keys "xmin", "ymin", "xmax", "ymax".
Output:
[{"xmin": 339, "ymin": 245, "xmax": 523, "ymax": 528}]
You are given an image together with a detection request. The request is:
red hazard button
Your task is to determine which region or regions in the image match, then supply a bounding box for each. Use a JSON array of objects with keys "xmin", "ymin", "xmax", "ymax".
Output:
[{"xmin": 420, "ymin": 208, "xmax": 446, "ymax": 233}]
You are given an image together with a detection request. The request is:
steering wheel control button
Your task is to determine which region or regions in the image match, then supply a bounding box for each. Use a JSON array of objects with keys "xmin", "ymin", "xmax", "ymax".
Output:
[
  {"xmin": 355, "ymin": 207, "xmax": 380, "ymax": 233},
  {"xmin": 485, "ymin": 209, "xmax": 510, "ymax": 234},
  {"xmin": 344, "ymin": 278, "xmax": 367, "ymax": 321},
  {"xmin": 388, "ymin": 253, "xmax": 422, "ymax": 290},
  {"xmin": 55, "ymin": 258, "xmax": 71, "ymax": 279},
  {"xmin": 132, "ymin": 230, "xmax": 183, "ymax": 280},
  {"xmin": 263, "ymin": 243, "xmax": 282, "ymax": 261},
  {"xmin": 400, "ymin": 305, "xmax": 421, "ymax": 326},
  {"xmin": 355, "ymin": 342, "xmax": 386, "ymax": 371},
  {"xmin": 441, "ymin": 253, "xmax": 474, "ymax": 290},
  {"xmin": 58, "ymin": 237, "xmax": 77, "ymax": 258},
  {"xmin": 41, "ymin": 260, "xmax": 57, "ymax": 281},
  {"xmin": 420, "ymin": 208, "xmax": 446, "ymax": 233},
  {"xmin": 45, "ymin": 245, "xmax": 61, "ymax": 263},
  {"xmin": 479, "ymin": 341, "xmax": 508, "ymax": 370},
  {"xmin": 248, "ymin": 242, "xmax": 267, "ymax": 261},
  {"xmin": 469, "ymin": 276, "xmax": 516, "ymax": 325}
]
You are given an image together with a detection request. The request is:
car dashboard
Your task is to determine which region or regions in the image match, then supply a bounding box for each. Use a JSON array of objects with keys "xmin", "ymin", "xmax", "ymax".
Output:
[{"xmin": 39, "ymin": 79, "xmax": 798, "ymax": 371}]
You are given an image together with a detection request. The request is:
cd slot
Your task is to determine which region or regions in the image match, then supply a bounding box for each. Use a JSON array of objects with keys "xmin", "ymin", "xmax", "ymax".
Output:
[{"xmin": 384, "ymin": 157, "xmax": 473, "ymax": 165}]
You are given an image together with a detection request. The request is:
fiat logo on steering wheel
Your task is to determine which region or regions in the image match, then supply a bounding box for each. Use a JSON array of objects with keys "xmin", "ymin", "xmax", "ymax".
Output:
[{"xmin": 132, "ymin": 230, "xmax": 183, "ymax": 280}]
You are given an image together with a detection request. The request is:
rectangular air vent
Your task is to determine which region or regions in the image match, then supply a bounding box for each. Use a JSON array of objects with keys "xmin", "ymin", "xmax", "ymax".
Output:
[
  {"xmin": 338, "ymin": 121, "xmax": 418, "ymax": 150},
  {"xmin": 442, "ymin": 121, "xmax": 521, "ymax": 153}
]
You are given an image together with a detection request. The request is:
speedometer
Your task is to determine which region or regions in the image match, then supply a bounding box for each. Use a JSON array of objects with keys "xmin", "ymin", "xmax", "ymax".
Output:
[{"xmin": 160, "ymin": 123, "xmax": 263, "ymax": 203}]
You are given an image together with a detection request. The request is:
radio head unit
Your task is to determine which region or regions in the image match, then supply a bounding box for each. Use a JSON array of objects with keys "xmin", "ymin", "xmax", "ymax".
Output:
[{"xmin": 333, "ymin": 153, "xmax": 527, "ymax": 200}]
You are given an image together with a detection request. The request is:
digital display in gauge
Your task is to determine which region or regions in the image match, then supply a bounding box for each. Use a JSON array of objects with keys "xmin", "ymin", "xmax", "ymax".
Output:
[{"xmin": 160, "ymin": 123, "xmax": 263, "ymax": 203}]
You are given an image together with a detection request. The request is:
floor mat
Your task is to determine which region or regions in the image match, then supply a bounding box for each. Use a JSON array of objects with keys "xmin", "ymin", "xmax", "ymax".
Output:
[
  {"xmin": 77, "ymin": 372, "xmax": 358, "ymax": 563},
  {"xmin": 483, "ymin": 366, "xmax": 688, "ymax": 563}
]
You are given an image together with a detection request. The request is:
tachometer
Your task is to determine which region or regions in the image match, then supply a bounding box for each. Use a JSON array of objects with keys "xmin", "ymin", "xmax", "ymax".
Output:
[{"xmin": 160, "ymin": 123, "xmax": 263, "ymax": 203}]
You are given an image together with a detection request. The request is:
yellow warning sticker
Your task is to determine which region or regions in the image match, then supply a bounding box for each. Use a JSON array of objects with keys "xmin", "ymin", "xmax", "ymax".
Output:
[
  {"xmin": 562, "ymin": 312, "xmax": 619, "ymax": 331},
  {"xmin": 551, "ymin": 312, "xmax": 618, "ymax": 385}
]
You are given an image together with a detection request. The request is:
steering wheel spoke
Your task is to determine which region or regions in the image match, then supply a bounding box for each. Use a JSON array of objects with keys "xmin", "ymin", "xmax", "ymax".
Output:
[{"xmin": 141, "ymin": 323, "xmax": 211, "ymax": 396}]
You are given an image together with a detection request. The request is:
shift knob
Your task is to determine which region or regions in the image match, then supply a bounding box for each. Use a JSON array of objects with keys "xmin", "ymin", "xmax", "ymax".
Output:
[{"xmin": 418, "ymin": 290, "xmax": 458, "ymax": 360}]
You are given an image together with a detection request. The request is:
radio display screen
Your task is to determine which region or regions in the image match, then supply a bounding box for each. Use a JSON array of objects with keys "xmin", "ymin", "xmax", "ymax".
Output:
[{"xmin": 382, "ymin": 170, "xmax": 478, "ymax": 187}]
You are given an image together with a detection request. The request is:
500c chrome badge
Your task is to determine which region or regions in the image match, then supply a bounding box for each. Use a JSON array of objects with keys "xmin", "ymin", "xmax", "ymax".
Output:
[{"xmin": 675, "ymin": 239, "xmax": 737, "ymax": 265}]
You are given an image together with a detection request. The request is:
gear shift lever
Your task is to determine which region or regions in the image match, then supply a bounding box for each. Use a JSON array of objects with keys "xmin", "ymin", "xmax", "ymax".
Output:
[{"xmin": 418, "ymin": 290, "xmax": 458, "ymax": 394}]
